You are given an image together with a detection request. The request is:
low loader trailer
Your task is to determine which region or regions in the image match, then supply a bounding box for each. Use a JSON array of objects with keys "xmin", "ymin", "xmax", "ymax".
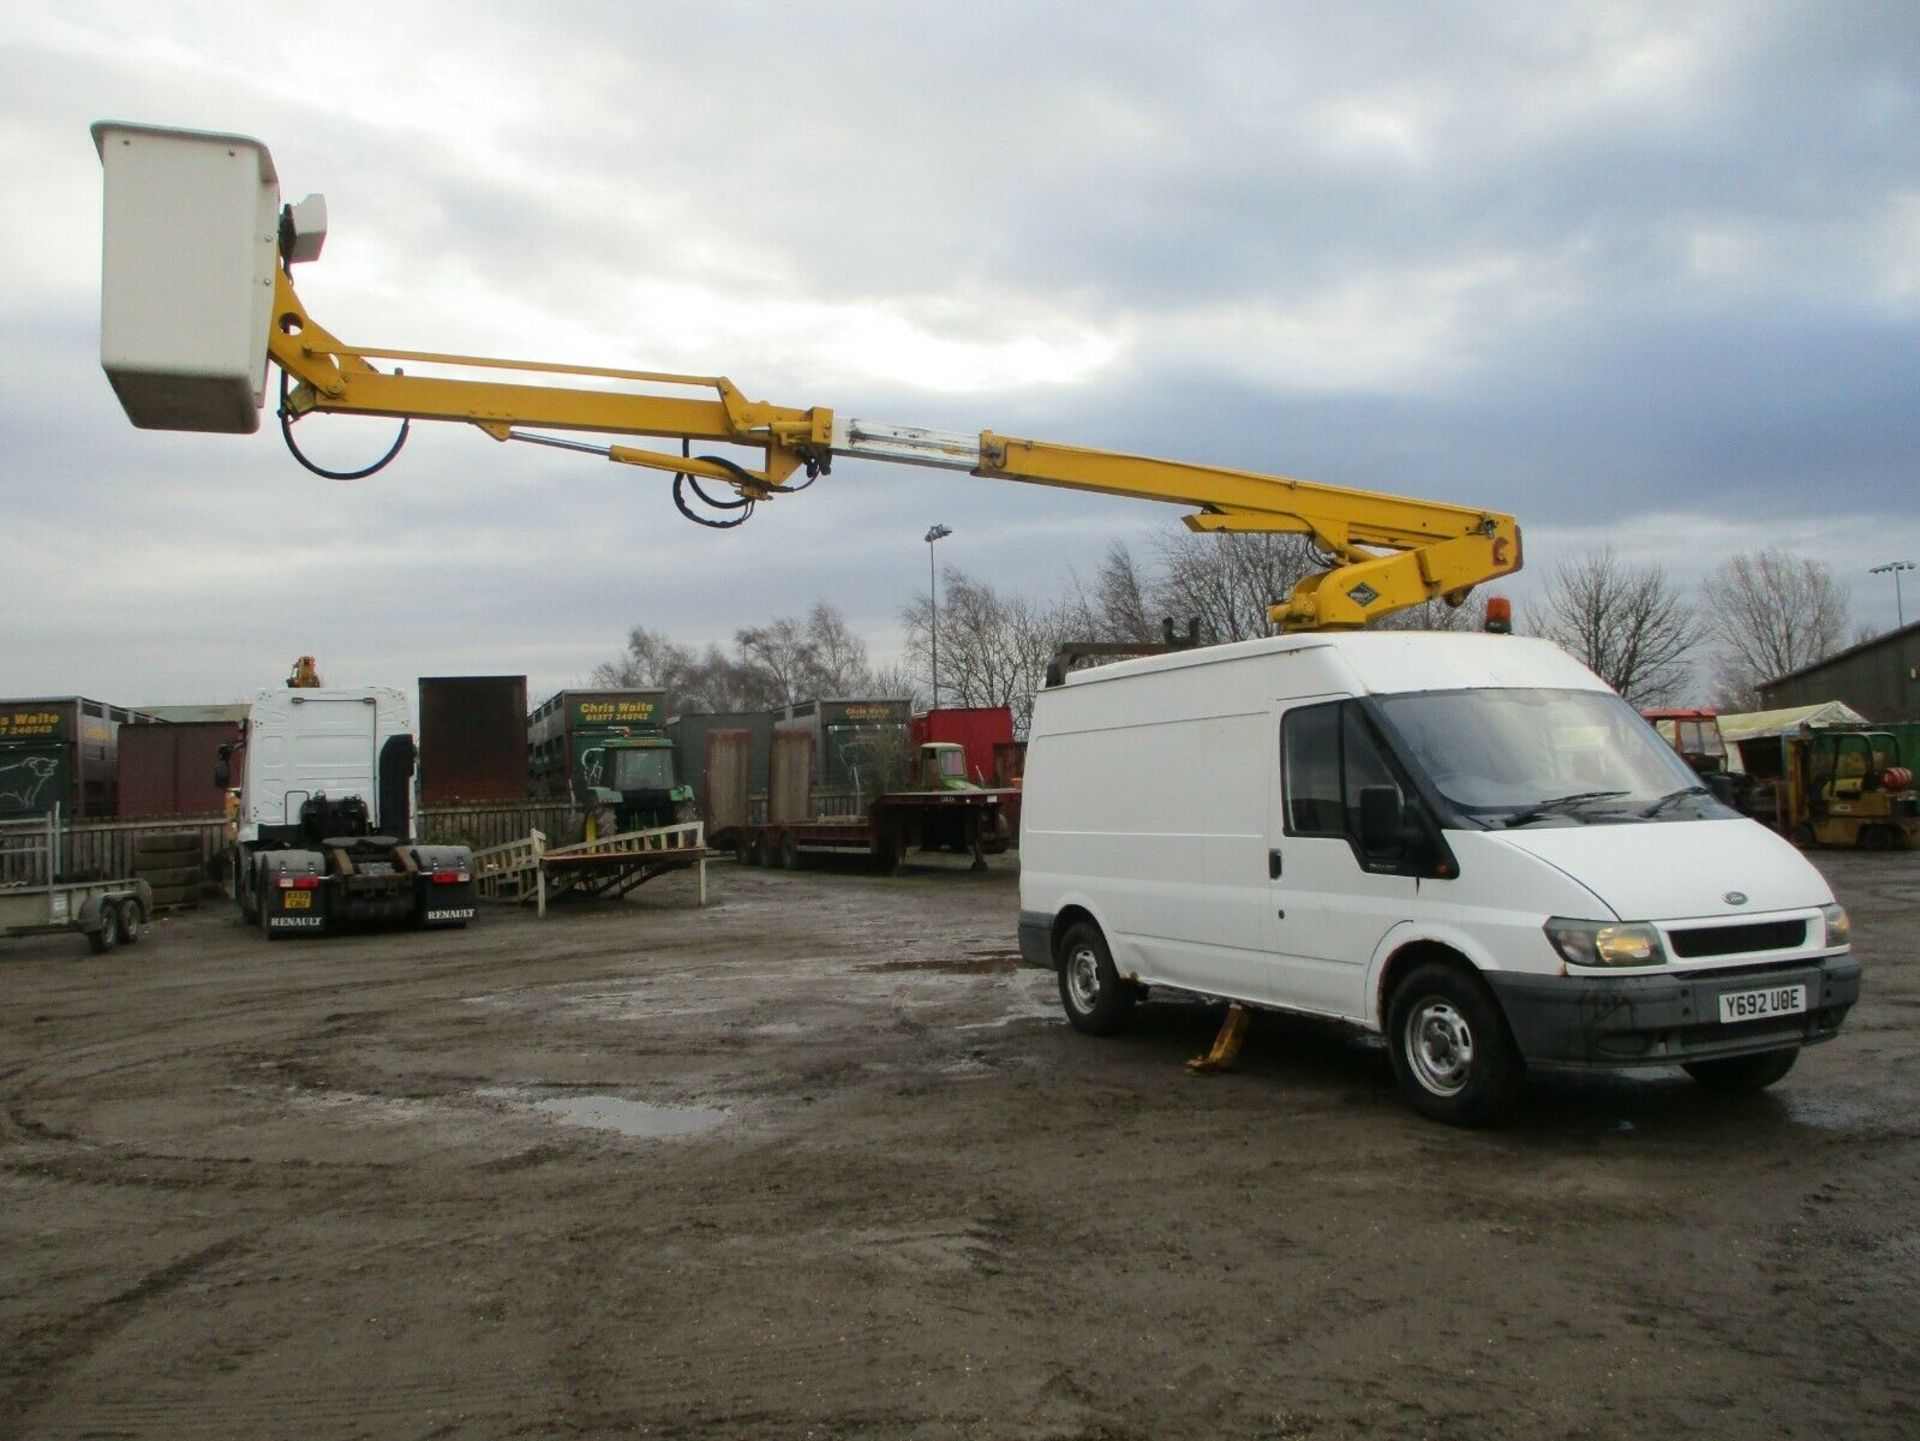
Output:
[
  {"xmin": 723, "ymin": 786, "xmax": 1014, "ymax": 873},
  {"xmin": 709, "ymin": 721, "xmax": 1014, "ymax": 873}
]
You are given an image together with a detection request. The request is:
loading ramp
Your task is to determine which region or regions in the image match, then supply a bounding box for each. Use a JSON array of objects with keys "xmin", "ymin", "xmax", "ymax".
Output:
[{"xmin": 474, "ymin": 822, "xmax": 708, "ymax": 917}]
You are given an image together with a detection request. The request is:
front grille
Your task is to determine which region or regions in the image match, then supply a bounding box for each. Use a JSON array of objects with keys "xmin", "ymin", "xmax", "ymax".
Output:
[{"xmin": 1668, "ymin": 919, "xmax": 1806, "ymax": 959}]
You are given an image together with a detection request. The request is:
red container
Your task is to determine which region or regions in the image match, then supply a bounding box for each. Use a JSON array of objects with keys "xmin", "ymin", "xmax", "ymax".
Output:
[
  {"xmin": 909, "ymin": 707, "xmax": 1015, "ymax": 786},
  {"xmin": 419, "ymin": 676, "xmax": 529, "ymax": 805},
  {"xmin": 116, "ymin": 720, "xmax": 239, "ymax": 819}
]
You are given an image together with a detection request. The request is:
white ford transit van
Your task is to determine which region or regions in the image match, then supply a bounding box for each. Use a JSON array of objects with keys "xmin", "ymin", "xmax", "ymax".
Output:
[{"xmin": 1016, "ymin": 632, "xmax": 1859, "ymax": 1125}]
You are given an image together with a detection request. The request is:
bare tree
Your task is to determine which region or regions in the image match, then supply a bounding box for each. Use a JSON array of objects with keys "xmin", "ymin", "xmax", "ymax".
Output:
[
  {"xmin": 1060, "ymin": 542, "xmax": 1160, "ymax": 643},
  {"xmin": 1703, "ymin": 548, "xmax": 1851, "ymax": 710},
  {"xmin": 902, "ymin": 568, "xmax": 1065, "ymax": 734},
  {"xmin": 1150, "ymin": 531, "xmax": 1322, "ymax": 641},
  {"xmin": 1537, "ymin": 547, "xmax": 1703, "ymax": 705},
  {"xmin": 735, "ymin": 602, "xmax": 875, "ymax": 706},
  {"xmin": 599, "ymin": 604, "xmax": 878, "ymax": 716}
]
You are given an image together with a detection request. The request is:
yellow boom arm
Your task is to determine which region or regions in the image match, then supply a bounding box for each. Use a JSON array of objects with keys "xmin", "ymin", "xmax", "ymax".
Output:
[{"xmin": 96, "ymin": 121, "xmax": 1520, "ymax": 631}]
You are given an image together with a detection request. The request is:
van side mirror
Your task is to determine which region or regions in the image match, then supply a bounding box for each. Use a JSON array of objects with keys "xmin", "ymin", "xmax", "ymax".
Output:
[
  {"xmin": 1358, "ymin": 785, "xmax": 1403, "ymax": 852},
  {"xmin": 213, "ymin": 744, "xmax": 232, "ymax": 789}
]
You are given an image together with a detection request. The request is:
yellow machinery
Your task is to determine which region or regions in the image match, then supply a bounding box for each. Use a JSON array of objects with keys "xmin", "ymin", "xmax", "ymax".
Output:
[
  {"xmin": 91, "ymin": 122, "xmax": 1521, "ymax": 632},
  {"xmin": 1741, "ymin": 728, "xmax": 1919, "ymax": 851}
]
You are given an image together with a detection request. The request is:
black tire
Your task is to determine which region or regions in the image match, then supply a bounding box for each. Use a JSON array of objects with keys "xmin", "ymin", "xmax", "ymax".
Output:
[
  {"xmin": 746, "ymin": 836, "xmax": 767, "ymax": 867},
  {"xmin": 1683, "ymin": 1049, "xmax": 1798, "ymax": 1092},
  {"xmin": 258, "ymin": 879, "xmax": 280, "ymax": 941},
  {"xmin": 1386, "ymin": 962, "xmax": 1523, "ymax": 1126},
  {"xmin": 117, "ymin": 897, "xmax": 144, "ymax": 944},
  {"xmin": 734, "ymin": 837, "xmax": 752, "ymax": 865},
  {"xmin": 132, "ymin": 863, "xmax": 202, "ymax": 890},
  {"xmin": 778, "ymin": 832, "xmax": 800, "ymax": 870},
  {"xmin": 87, "ymin": 902, "xmax": 123, "ymax": 955},
  {"xmin": 133, "ymin": 832, "xmax": 199, "ymax": 861},
  {"xmin": 1055, "ymin": 921, "xmax": 1134, "ymax": 1036}
]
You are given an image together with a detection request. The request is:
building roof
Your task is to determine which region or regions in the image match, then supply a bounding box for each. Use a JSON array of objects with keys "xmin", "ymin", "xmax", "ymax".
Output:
[{"xmin": 1761, "ymin": 616, "xmax": 1920, "ymax": 691}]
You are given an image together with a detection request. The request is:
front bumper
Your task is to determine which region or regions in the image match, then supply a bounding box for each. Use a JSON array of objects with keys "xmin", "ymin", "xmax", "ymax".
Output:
[{"xmin": 1485, "ymin": 954, "xmax": 1860, "ymax": 1070}]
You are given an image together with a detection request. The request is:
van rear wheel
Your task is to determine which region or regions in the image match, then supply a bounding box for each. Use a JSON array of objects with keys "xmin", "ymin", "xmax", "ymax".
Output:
[
  {"xmin": 1056, "ymin": 921, "xmax": 1133, "ymax": 1036},
  {"xmin": 1386, "ymin": 963, "xmax": 1521, "ymax": 1126}
]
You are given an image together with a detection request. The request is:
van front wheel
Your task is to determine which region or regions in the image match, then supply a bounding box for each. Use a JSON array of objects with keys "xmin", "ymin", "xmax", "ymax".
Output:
[
  {"xmin": 1386, "ymin": 963, "xmax": 1521, "ymax": 1126},
  {"xmin": 1056, "ymin": 922, "xmax": 1133, "ymax": 1036}
]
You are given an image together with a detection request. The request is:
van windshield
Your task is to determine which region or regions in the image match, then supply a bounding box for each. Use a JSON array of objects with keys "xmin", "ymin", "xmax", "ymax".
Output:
[{"xmin": 1373, "ymin": 688, "xmax": 1723, "ymax": 826}]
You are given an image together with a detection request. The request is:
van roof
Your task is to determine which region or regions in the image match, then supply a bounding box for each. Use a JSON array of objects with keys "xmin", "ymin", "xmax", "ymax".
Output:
[{"xmin": 1057, "ymin": 631, "xmax": 1607, "ymax": 697}]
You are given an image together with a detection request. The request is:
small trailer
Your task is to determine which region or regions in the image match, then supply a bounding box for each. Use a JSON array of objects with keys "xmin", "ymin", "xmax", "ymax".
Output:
[{"xmin": 0, "ymin": 812, "xmax": 152, "ymax": 954}]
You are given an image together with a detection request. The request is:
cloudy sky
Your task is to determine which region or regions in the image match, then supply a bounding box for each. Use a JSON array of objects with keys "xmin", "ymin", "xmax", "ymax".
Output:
[{"xmin": 4, "ymin": 2, "xmax": 1916, "ymax": 709}]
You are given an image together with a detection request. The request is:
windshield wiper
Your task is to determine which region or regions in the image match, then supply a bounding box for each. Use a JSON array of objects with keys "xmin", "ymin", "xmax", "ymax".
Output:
[
  {"xmin": 1641, "ymin": 784, "xmax": 1711, "ymax": 818},
  {"xmin": 1503, "ymin": 790, "xmax": 1630, "ymax": 827}
]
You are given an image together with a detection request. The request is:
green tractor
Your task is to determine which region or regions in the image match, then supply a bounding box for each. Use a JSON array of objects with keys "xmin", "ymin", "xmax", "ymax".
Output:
[{"xmin": 581, "ymin": 734, "xmax": 695, "ymax": 841}]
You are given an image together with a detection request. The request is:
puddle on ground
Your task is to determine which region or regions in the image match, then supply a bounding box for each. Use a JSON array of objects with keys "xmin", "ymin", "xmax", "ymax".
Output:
[
  {"xmin": 482, "ymin": 1089, "xmax": 728, "ymax": 1139},
  {"xmin": 863, "ymin": 952, "xmax": 1023, "ymax": 975},
  {"xmin": 1783, "ymin": 1094, "xmax": 1873, "ymax": 1133}
]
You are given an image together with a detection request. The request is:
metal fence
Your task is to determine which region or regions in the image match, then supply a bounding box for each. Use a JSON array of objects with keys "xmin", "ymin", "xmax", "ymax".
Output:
[
  {"xmin": 16, "ymin": 802, "xmax": 583, "ymax": 881},
  {"xmin": 0, "ymin": 813, "xmax": 57, "ymax": 888},
  {"xmin": 417, "ymin": 802, "xmax": 581, "ymax": 851}
]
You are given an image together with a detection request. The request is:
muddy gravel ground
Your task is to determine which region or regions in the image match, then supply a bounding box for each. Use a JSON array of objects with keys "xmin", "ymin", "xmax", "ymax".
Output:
[{"xmin": 1, "ymin": 849, "xmax": 1916, "ymax": 1440}]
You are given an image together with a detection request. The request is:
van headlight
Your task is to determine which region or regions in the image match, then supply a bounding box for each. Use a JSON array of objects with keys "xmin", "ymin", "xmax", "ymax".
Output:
[
  {"xmin": 1821, "ymin": 904, "xmax": 1850, "ymax": 948},
  {"xmin": 1545, "ymin": 918, "xmax": 1666, "ymax": 968}
]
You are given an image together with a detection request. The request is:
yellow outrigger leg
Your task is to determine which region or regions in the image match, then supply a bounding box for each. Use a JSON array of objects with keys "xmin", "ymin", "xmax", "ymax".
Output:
[{"xmin": 1187, "ymin": 1003, "xmax": 1253, "ymax": 1075}]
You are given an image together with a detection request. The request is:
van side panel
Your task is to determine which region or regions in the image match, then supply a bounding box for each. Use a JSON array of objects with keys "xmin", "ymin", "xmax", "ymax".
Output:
[{"xmin": 1022, "ymin": 646, "xmax": 1355, "ymax": 1004}]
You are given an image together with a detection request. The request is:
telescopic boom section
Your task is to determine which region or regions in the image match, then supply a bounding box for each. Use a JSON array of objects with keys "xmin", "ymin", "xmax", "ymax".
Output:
[
  {"xmin": 97, "ymin": 120, "xmax": 1520, "ymax": 631},
  {"xmin": 272, "ymin": 269, "xmax": 1520, "ymax": 629}
]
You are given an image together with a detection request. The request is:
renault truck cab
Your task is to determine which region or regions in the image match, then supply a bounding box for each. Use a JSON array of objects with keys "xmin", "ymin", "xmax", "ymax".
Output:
[{"xmin": 1017, "ymin": 632, "xmax": 1858, "ymax": 1125}]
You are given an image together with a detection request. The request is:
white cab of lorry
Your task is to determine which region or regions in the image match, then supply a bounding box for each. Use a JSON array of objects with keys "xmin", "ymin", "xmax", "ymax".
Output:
[
  {"xmin": 1017, "ymin": 632, "xmax": 1859, "ymax": 1124},
  {"xmin": 227, "ymin": 687, "xmax": 476, "ymax": 938}
]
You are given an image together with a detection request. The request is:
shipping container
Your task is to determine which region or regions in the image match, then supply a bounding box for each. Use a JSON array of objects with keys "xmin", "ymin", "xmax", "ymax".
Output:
[
  {"xmin": 528, "ymin": 689, "xmax": 670, "ymax": 804},
  {"xmin": 0, "ymin": 697, "xmax": 151, "ymax": 820},
  {"xmin": 117, "ymin": 719, "xmax": 243, "ymax": 818},
  {"xmin": 419, "ymin": 676, "xmax": 529, "ymax": 805},
  {"xmin": 909, "ymin": 707, "xmax": 1016, "ymax": 786}
]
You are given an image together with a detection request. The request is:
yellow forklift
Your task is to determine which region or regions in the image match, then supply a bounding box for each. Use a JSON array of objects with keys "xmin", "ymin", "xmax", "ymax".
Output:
[{"xmin": 1737, "ymin": 725, "xmax": 1918, "ymax": 850}]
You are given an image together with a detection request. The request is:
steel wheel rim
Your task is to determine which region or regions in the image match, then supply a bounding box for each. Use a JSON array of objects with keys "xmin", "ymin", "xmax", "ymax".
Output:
[
  {"xmin": 1407, "ymin": 998, "xmax": 1473, "ymax": 1096},
  {"xmin": 1066, "ymin": 944, "xmax": 1102, "ymax": 1012}
]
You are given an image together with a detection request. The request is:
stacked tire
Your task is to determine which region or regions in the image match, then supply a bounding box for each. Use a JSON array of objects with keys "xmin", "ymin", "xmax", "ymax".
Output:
[{"xmin": 133, "ymin": 831, "xmax": 203, "ymax": 912}]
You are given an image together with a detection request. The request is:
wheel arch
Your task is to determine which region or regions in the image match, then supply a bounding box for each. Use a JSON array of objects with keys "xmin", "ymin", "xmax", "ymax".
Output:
[
  {"xmin": 1049, "ymin": 902, "xmax": 1107, "ymax": 961},
  {"xmin": 1371, "ymin": 930, "xmax": 1492, "ymax": 1031}
]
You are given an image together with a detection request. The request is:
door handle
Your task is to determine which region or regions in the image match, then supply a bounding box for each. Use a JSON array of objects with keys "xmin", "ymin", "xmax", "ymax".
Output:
[{"xmin": 1268, "ymin": 848, "xmax": 1283, "ymax": 880}]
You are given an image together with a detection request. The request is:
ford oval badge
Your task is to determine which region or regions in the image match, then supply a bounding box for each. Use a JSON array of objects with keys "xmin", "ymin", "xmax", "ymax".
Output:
[{"xmin": 1724, "ymin": 891, "xmax": 1748, "ymax": 906}]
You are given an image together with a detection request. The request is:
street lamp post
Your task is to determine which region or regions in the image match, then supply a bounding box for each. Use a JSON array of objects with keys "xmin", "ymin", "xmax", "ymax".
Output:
[
  {"xmin": 1869, "ymin": 561, "xmax": 1915, "ymax": 629},
  {"xmin": 925, "ymin": 524, "xmax": 952, "ymax": 706}
]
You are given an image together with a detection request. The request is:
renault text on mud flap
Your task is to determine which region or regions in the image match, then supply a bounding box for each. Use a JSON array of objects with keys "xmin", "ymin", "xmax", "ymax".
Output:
[
  {"xmin": 268, "ymin": 915, "xmax": 325, "ymax": 929},
  {"xmin": 425, "ymin": 907, "xmax": 476, "ymax": 923}
]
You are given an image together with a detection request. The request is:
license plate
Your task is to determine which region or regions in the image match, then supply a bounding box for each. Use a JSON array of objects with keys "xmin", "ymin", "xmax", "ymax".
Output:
[
  {"xmin": 283, "ymin": 891, "xmax": 312, "ymax": 910},
  {"xmin": 1718, "ymin": 984, "xmax": 1807, "ymax": 1024}
]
